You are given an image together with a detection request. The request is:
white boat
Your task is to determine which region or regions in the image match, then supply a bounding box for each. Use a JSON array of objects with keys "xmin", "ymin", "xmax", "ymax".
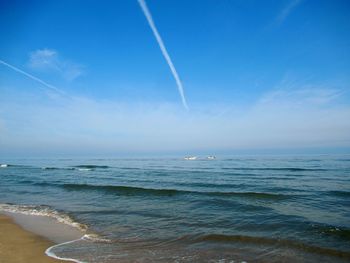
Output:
[
  {"xmin": 184, "ymin": 156, "xmax": 197, "ymax": 160},
  {"xmin": 207, "ymin": 156, "xmax": 216, "ymax": 160}
]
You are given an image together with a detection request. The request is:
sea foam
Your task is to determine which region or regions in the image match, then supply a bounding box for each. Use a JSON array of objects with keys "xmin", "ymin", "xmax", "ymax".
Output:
[{"xmin": 0, "ymin": 203, "xmax": 87, "ymax": 231}]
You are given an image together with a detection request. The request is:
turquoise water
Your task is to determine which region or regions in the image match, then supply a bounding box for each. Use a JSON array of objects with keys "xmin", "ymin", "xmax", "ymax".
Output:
[{"xmin": 0, "ymin": 156, "xmax": 350, "ymax": 262}]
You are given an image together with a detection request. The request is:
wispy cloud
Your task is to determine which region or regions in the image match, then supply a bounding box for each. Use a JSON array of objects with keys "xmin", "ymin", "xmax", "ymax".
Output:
[
  {"xmin": 29, "ymin": 48, "xmax": 84, "ymax": 81},
  {"xmin": 258, "ymin": 74, "xmax": 343, "ymax": 107},
  {"xmin": 138, "ymin": 0, "xmax": 189, "ymax": 110},
  {"xmin": 275, "ymin": 0, "xmax": 303, "ymax": 25},
  {"xmin": 0, "ymin": 59, "xmax": 65, "ymax": 95},
  {"xmin": 259, "ymin": 87, "xmax": 342, "ymax": 107}
]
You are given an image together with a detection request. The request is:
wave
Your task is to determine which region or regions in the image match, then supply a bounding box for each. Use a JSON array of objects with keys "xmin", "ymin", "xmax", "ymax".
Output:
[
  {"xmin": 0, "ymin": 164, "xmax": 42, "ymax": 171},
  {"xmin": 42, "ymin": 167, "xmax": 75, "ymax": 170},
  {"xmin": 0, "ymin": 164, "xmax": 32, "ymax": 168},
  {"xmin": 82, "ymin": 233, "xmax": 112, "ymax": 243},
  {"xmin": 325, "ymin": 228, "xmax": 350, "ymax": 240},
  {"xmin": 41, "ymin": 164, "xmax": 110, "ymax": 171},
  {"xmin": 77, "ymin": 168, "xmax": 93, "ymax": 171},
  {"xmin": 45, "ymin": 233, "xmax": 112, "ymax": 263},
  {"xmin": 45, "ymin": 232, "xmax": 350, "ymax": 263},
  {"xmin": 0, "ymin": 203, "xmax": 87, "ymax": 231},
  {"xmin": 61, "ymin": 183, "xmax": 289, "ymax": 199},
  {"xmin": 118, "ymin": 167, "xmax": 142, "ymax": 170},
  {"xmin": 328, "ymin": 191, "xmax": 350, "ymax": 198},
  {"xmin": 41, "ymin": 166, "xmax": 108, "ymax": 171},
  {"xmin": 195, "ymin": 234, "xmax": 350, "ymax": 259},
  {"xmin": 46, "ymin": 237, "xmax": 85, "ymax": 263},
  {"xmin": 221, "ymin": 167, "xmax": 327, "ymax": 171},
  {"xmin": 73, "ymin": 165, "xmax": 110, "ymax": 169},
  {"xmin": 311, "ymin": 224, "xmax": 350, "ymax": 241},
  {"xmin": 63, "ymin": 183, "xmax": 180, "ymax": 196}
]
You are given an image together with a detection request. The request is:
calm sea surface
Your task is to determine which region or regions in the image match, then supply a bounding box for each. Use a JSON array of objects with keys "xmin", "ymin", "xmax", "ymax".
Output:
[{"xmin": 0, "ymin": 156, "xmax": 349, "ymax": 262}]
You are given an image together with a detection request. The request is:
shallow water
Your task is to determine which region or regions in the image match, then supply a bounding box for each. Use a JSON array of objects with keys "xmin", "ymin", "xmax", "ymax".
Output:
[{"xmin": 0, "ymin": 155, "xmax": 350, "ymax": 262}]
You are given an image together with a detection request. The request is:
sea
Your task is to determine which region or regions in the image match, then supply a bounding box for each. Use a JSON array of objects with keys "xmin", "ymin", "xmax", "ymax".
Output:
[{"xmin": 0, "ymin": 155, "xmax": 349, "ymax": 262}]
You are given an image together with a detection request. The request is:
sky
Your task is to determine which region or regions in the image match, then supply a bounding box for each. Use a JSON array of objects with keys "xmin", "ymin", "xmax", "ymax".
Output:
[{"xmin": 0, "ymin": 0, "xmax": 350, "ymax": 156}]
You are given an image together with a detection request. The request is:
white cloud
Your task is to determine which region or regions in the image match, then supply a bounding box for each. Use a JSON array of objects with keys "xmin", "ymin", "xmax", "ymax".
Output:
[
  {"xmin": 28, "ymin": 48, "xmax": 84, "ymax": 81},
  {"xmin": 0, "ymin": 83, "xmax": 349, "ymax": 155}
]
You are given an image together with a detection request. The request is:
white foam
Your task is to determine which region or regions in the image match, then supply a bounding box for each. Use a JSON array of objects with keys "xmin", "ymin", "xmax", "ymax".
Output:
[
  {"xmin": 45, "ymin": 234, "xmax": 112, "ymax": 263},
  {"xmin": 0, "ymin": 164, "xmax": 8, "ymax": 167},
  {"xmin": 1, "ymin": 203, "xmax": 111, "ymax": 263},
  {"xmin": 78, "ymin": 168, "xmax": 92, "ymax": 171},
  {"xmin": 0, "ymin": 203, "xmax": 87, "ymax": 231},
  {"xmin": 82, "ymin": 233, "xmax": 112, "ymax": 243},
  {"xmin": 45, "ymin": 237, "xmax": 87, "ymax": 263}
]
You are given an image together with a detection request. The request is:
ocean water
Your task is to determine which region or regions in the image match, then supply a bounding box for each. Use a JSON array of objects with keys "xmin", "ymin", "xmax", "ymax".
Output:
[{"xmin": 0, "ymin": 156, "xmax": 349, "ymax": 262}]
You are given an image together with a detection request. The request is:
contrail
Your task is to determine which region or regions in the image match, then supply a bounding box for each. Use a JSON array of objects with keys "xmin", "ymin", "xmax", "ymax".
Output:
[
  {"xmin": 0, "ymin": 59, "xmax": 65, "ymax": 95},
  {"xmin": 138, "ymin": 0, "xmax": 189, "ymax": 110}
]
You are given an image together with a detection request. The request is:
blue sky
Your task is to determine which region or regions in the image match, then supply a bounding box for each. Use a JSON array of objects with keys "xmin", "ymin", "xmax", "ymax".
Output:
[{"xmin": 0, "ymin": 0, "xmax": 350, "ymax": 156}]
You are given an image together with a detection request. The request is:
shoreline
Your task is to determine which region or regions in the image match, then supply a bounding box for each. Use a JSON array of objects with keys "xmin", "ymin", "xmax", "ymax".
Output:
[
  {"xmin": 0, "ymin": 210, "xmax": 86, "ymax": 263},
  {"xmin": 0, "ymin": 213, "xmax": 63, "ymax": 262}
]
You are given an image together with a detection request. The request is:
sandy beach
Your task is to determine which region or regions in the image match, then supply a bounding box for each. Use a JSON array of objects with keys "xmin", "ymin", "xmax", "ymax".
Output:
[{"xmin": 0, "ymin": 214, "xmax": 62, "ymax": 263}]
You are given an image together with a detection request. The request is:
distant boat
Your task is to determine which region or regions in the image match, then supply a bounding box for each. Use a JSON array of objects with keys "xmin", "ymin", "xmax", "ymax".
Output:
[
  {"xmin": 207, "ymin": 156, "xmax": 216, "ymax": 160},
  {"xmin": 184, "ymin": 156, "xmax": 197, "ymax": 160}
]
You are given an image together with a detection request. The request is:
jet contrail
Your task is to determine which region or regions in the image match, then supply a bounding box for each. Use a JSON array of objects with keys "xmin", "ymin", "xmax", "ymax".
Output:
[
  {"xmin": 0, "ymin": 59, "xmax": 65, "ymax": 95},
  {"xmin": 138, "ymin": 0, "xmax": 189, "ymax": 110}
]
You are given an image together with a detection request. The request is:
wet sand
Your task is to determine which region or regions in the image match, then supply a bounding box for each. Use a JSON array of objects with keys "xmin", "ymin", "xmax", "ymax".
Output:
[{"xmin": 0, "ymin": 214, "xmax": 62, "ymax": 262}]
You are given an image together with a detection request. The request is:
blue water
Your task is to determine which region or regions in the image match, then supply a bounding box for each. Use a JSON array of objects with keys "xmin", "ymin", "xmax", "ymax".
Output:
[{"xmin": 0, "ymin": 156, "xmax": 350, "ymax": 262}]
